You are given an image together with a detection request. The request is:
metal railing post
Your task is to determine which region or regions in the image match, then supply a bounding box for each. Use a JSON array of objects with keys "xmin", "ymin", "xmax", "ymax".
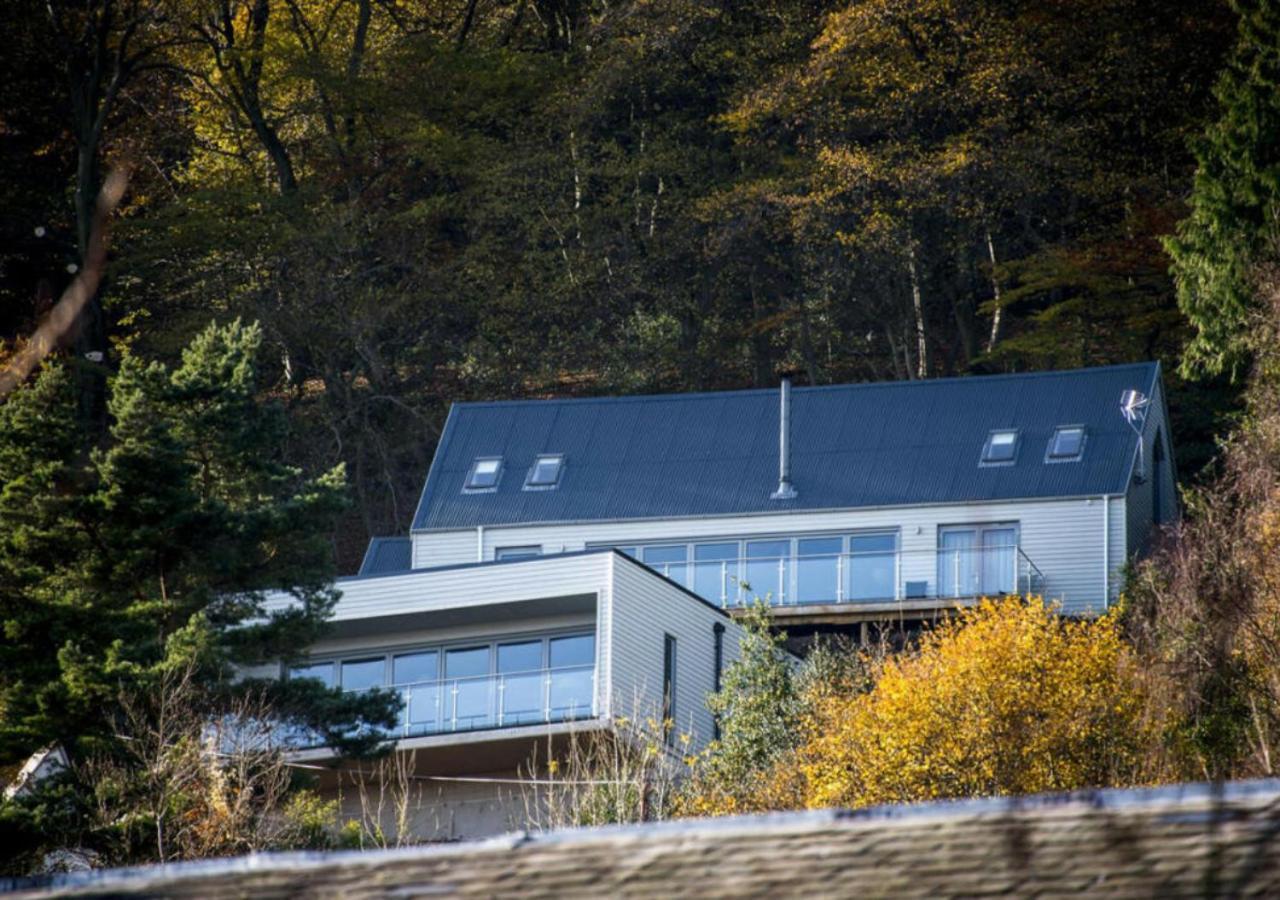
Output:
[
  {"xmin": 952, "ymin": 551, "xmax": 960, "ymax": 598},
  {"xmin": 450, "ymin": 683, "xmax": 458, "ymax": 731},
  {"xmin": 837, "ymin": 553, "xmax": 844, "ymax": 603},
  {"xmin": 895, "ymin": 551, "xmax": 902, "ymax": 601},
  {"xmin": 777, "ymin": 557, "xmax": 786, "ymax": 605},
  {"xmin": 543, "ymin": 670, "xmax": 552, "ymax": 723},
  {"xmin": 720, "ymin": 561, "xmax": 727, "ymax": 607},
  {"xmin": 497, "ymin": 676, "xmax": 505, "ymax": 727}
]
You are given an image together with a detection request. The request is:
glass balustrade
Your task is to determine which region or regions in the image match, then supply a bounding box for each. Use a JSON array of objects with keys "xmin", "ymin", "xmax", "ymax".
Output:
[
  {"xmin": 372, "ymin": 664, "xmax": 596, "ymax": 738},
  {"xmin": 645, "ymin": 544, "xmax": 1043, "ymax": 607}
]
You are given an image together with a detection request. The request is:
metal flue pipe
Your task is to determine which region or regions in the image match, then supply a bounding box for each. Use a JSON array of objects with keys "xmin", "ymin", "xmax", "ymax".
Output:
[{"xmin": 771, "ymin": 376, "xmax": 798, "ymax": 500}]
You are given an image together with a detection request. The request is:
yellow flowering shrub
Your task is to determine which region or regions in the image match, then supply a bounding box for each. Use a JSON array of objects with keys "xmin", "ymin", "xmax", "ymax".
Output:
[{"xmin": 792, "ymin": 596, "xmax": 1149, "ymax": 808}]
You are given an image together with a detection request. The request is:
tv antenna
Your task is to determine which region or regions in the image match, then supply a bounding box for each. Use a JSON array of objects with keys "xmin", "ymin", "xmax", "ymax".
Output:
[{"xmin": 1121, "ymin": 389, "xmax": 1151, "ymax": 480}]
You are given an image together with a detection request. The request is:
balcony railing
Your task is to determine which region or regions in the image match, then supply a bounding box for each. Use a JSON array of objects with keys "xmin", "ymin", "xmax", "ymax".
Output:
[
  {"xmin": 364, "ymin": 664, "xmax": 597, "ymax": 739},
  {"xmin": 646, "ymin": 546, "xmax": 1044, "ymax": 608}
]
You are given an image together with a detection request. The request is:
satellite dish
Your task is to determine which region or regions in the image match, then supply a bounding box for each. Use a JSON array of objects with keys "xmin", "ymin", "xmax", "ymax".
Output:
[{"xmin": 1121, "ymin": 389, "xmax": 1151, "ymax": 480}]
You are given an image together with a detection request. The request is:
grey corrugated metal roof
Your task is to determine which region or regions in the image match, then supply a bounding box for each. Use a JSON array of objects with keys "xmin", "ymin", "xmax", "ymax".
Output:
[
  {"xmin": 412, "ymin": 363, "xmax": 1163, "ymax": 531},
  {"xmin": 357, "ymin": 537, "xmax": 412, "ymax": 576},
  {"xmin": 8, "ymin": 778, "xmax": 1280, "ymax": 897}
]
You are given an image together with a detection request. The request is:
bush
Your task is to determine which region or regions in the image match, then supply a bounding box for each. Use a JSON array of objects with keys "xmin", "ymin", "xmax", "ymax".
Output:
[{"xmin": 789, "ymin": 597, "xmax": 1149, "ymax": 808}]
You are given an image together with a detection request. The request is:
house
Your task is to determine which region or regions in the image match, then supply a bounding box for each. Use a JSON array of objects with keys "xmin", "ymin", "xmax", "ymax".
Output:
[
  {"xmin": 272, "ymin": 361, "xmax": 1175, "ymax": 839},
  {"xmin": 271, "ymin": 551, "xmax": 742, "ymax": 840}
]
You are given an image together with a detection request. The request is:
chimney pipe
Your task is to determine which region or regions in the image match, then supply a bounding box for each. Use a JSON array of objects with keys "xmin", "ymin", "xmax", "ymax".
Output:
[{"xmin": 771, "ymin": 376, "xmax": 797, "ymax": 500}]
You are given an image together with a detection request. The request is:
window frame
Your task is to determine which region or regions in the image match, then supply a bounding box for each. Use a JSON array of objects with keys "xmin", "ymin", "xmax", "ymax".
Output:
[
  {"xmin": 592, "ymin": 529, "xmax": 901, "ymax": 605},
  {"xmin": 523, "ymin": 454, "xmax": 565, "ymax": 491},
  {"xmin": 1045, "ymin": 425, "xmax": 1087, "ymax": 463},
  {"xmin": 286, "ymin": 627, "xmax": 597, "ymax": 691},
  {"xmin": 980, "ymin": 429, "xmax": 1020, "ymax": 467},
  {"xmin": 463, "ymin": 456, "xmax": 504, "ymax": 493},
  {"xmin": 495, "ymin": 546, "xmax": 542, "ymax": 561}
]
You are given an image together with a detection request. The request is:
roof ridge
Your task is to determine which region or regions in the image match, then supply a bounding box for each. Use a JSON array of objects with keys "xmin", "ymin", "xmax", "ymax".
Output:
[{"xmin": 444, "ymin": 362, "xmax": 1161, "ymax": 410}]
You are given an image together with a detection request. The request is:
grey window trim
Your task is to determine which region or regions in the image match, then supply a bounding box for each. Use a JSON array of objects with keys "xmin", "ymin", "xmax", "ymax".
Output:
[
  {"xmin": 288, "ymin": 627, "xmax": 596, "ymax": 689},
  {"xmin": 980, "ymin": 429, "xmax": 1020, "ymax": 467},
  {"xmin": 495, "ymin": 545, "xmax": 543, "ymax": 560},
  {"xmin": 523, "ymin": 454, "xmax": 565, "ymax": 491},
  {"xmin": 463, "ymin": 456, "xmax": 504, "ymax": 493},
  {"xmin": 1045, "ymin": 425, "xmax": 1087, "ymax": 463}
]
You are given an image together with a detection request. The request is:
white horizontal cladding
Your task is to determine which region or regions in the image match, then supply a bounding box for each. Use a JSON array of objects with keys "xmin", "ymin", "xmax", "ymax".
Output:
[
  {"xmin": 414, "ymin": 528, "xmax": 477, "ymax": 569},
  {"xmin": 414, "ymin": 497, "xmax": 1123, "ymax": 616},
  {"xmin": 263, "ymin": 553, "xmax": 613, "ymax": 623},
  {"xmin": 606, "ymin": 555, "xmax": 741, "ymax": 752}
]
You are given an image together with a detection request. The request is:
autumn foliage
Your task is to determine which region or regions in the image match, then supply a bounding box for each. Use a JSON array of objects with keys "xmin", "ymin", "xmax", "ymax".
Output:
[{"xmin": 687, "ymin": 597, "xmax": 1150, "ymax": 815}]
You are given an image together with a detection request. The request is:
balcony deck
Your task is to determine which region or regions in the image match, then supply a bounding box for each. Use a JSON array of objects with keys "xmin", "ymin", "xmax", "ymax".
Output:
[{"xmin": 640, "ymin": 545, "xmax": 1044, "ymax": 621}]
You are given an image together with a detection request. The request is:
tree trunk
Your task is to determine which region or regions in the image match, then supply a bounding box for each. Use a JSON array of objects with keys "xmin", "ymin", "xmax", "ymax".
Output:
[
  {"xmin": 907, "ymin": 246, "xmax": 927, "ymax": 379},
  {"xmin": 985, "ymin": 229, "xmax": 1004, "ymax": 353},
  {"xmin": 215, "ymin": 0, "xmax": 298, "ymax": 194}
]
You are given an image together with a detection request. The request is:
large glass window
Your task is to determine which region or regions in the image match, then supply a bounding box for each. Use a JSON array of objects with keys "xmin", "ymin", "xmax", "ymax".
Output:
[
  {"xmin": 795, "ymin": 537, "xmax": 841, "ymax": 604},
  {"xmin": 341, "ymin": 658, "xmax": 386, "ymax": 692},
  {"xmin": 643, "ymin": 545, "xmax": 687, "ymax": 586},
  {"xmin": 744, "ymin": 540, "xmax": 790, "ymax": 604},
  {"xmin": 848, "ymin": 533, "xmax": 897, "ymax": 601},
  {"xmin": 549, "ymin": 634, "xmax": 595, "ymax": 719},
  {"xmin": 549, "ymin": 634, "xmax": 595, "ymax": 668},
  {"xmin": 939, "ymin": 525, "xmax": 1018, "ymax": 597},
  {"xmin": 290, "ymin": 661, "xmax": 334, "ymax": 688},
  {"xmin": 938, "ymin": 529, "xmax": 976, "ymax": 597},
  {"xmin": 981, "ymin": 527, "xmax": 1018, "ymax": 595},
  {"xmin": 394, "ymin": 651, "xmax": 440, "ymax": 734},
  {"xmin": 693, "ymin": 542, "xmax": 738, "ymax": 604},
  {"xmin": 446, "ymin": 646, "xmax": 492, "ymax": 730},
  {"xmin": 293, "ymin": 632, "xmax": 594, "ymax": 741},
  {"xmin": 498, "ymin": 640, "xmax": 544, "ymax": 725}
]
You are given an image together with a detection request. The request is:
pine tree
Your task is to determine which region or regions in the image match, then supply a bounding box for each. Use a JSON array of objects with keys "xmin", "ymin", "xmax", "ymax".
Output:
[
  {"xmin": 1167, "ymin": 0, "xmax": 1280, "ymax": 377},
  {"xmin": 0, "ymin": 321, "xmax": 398, "ymax": 767}
]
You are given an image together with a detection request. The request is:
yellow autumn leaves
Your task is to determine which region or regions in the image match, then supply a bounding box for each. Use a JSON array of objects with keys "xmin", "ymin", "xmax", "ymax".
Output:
[
  {"xmin": 689, "ymin": 596, "xmax": 1150, "ymax": 814},
  {"xmin": 797, "ymin": 598, "xmax": 1147, "ymax": 808}
]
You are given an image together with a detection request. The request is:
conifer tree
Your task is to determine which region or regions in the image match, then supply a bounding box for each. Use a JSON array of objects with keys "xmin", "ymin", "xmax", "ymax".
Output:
[
  {"xmin": 0, "ymin": 320, "xmax": 398, "ymax": 768},
  {"xmin": 1167, "ymin": 0, "xmax": 1280, "ymax": 377}
]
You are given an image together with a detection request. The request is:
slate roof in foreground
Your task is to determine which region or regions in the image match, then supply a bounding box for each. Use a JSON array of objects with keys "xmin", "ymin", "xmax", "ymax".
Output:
[
  {"xmin": 8, "ymin": 778, "xmax": 1280, "ymax": 898},
  {"xmin": 413, "ymin": 362, "xmax": 1163, "ymax": 531}
]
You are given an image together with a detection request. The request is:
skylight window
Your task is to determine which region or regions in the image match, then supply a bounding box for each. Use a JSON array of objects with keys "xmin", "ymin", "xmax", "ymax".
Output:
[
  {"xmin": 981, "ymin": 429, "xmax": 1019, "ymax": 466},
  {"xmin": 1047, "ymin": 426, "xmax": 1086, "ymax": 462},
  {"xmin": 524, "ymin": 454, "xmax": 564, "ymax": 490},
  {"xmin": 464, "ymin": 457, "xmax": 502, "ymax": 491}
]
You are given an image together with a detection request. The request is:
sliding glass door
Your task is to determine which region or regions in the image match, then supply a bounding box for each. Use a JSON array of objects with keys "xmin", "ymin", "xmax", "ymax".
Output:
[{"xmin": 938, "ymin": 525, "xmax": 1018, "ymax": 598}]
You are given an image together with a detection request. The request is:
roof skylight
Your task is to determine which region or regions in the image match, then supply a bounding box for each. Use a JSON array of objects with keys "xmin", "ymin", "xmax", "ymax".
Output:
[
  {"xmin": 464, "ymin": 457, "xmax": 502, "ymax": 491},
  {"xmin": 524, "ymin": 454, "xmax": 564, "ymax": 490},
  {"xmin": 1047, "ymin": 426, "xmax": 1086, "ymax": 462},
  {"xmin": 981, "ymin": 429, "xmax": 1019, "ymax": 466}
]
